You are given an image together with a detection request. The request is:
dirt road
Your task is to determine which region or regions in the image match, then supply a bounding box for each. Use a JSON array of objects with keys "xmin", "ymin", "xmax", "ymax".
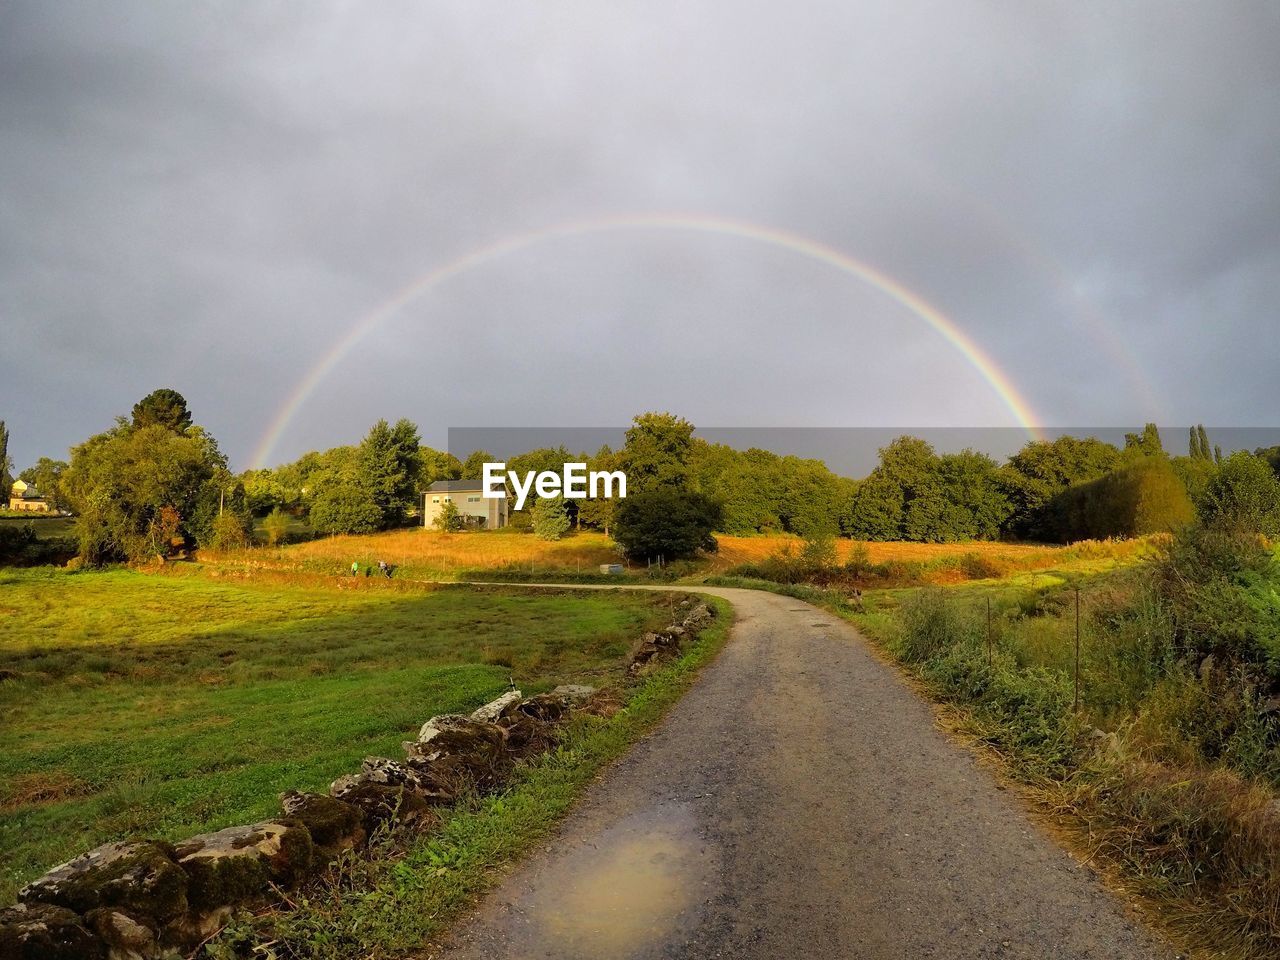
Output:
[{"xmin": 433, "ymin": 586, "xmax": 1173, "ymax": 959}]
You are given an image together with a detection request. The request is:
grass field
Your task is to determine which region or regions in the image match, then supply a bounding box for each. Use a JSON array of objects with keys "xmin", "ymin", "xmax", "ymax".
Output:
[
  {"xmin": 202, "ymin": 527, "xmax": 1146, "ymax": 585},
  {"xmin": 0, "ymin": 566, "xmax": 676, "ymax": 903}
]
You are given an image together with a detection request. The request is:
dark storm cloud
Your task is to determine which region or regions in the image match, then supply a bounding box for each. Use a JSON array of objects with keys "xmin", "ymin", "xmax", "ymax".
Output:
[{"xmin": 1, "ymin": 0, "xmax": 1278, "ymax": 470}]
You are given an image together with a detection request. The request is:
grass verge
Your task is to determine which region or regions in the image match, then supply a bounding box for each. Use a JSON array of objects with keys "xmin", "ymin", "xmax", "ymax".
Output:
[
  {"xmin": 203, "ymin": 594, "xmax": 733, "ymax": 959},
  {"xmin": 0, "ymin": 567, "xmax": 678, "ymax": 903},
  {"xmin": 713, "ymin": 563, "xmax": 1280, "ymax": 960}
]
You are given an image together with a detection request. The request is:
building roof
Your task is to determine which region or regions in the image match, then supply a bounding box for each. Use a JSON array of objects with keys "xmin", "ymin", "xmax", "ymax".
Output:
[
  {"xmin": 10, "ymin": 480, "xmax": 42, "ymax": 499},
  {"xmin": 427, "ymin": 479, "xmax": 504, "ymax": 493}
]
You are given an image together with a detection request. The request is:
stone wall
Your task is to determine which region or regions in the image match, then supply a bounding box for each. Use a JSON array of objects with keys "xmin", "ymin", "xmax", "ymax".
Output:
[{"xmin": 0, "ymin": 599, "xmax": 715, "ymax": 960}]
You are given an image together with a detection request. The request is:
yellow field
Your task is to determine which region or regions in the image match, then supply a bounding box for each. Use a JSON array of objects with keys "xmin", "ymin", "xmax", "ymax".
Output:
[
  {"xmin": 215, "ymin": 528, "xmax": 1151, "ymax": 583},
  {"xmin": 280, "ymin": 529, "xmax": 624, "ymax": 576}
]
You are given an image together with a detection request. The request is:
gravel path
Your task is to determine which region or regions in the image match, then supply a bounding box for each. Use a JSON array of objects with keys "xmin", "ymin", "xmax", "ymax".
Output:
[{"xmin": 431, "ymin": 585, "xmax": 1174, "ymax": 960}]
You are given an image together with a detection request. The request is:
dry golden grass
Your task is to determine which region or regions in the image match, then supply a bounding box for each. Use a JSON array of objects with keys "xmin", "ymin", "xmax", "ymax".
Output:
[
  {"xmin": 214, "ymin": 528, "xmax": 1153, "ymax": 582},
  {"xmin": 281, "ymin": 529, "xmax": 624, "ymax": 576}
]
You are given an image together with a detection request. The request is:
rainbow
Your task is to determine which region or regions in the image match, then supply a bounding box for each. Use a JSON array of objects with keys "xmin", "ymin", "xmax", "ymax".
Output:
[{"xmin": 250, "ymin": 213, "xmax": 1045, "ymax": 469}]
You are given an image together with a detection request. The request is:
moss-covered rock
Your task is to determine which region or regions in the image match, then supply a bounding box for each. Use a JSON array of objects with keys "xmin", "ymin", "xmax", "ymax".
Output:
[
  {"xmin": 84, "ymin": 908, "xmax": 156, "ymax": 958},
  {"xmin": 279, "ymin": 792, "xmax": 365, "ymax": 861},
  {"xmin": 0, "ymin": 902, "xmax": 104, "ymax": 959},
  {"xmin": 173, "ymin": 821, "xmax": 313, "ymax": 913},
  {"xmin": 17, "ymin": 841, "xmax": 187, "ymax": 928},
  {"xmin": 332, "ymin": 783, "xmax": 436, "ymax": 830}
]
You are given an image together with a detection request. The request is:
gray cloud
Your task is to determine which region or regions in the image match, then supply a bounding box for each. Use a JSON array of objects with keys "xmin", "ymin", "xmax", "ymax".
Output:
[{"xmin": 2, "ymin": 0, "xmax": 1278, "ymax": 470}]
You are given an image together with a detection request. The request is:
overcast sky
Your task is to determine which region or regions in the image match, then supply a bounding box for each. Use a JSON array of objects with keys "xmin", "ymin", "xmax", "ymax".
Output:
[{"xmin": 2, "ymin": 1, "xmax": 1278, "ymax": 472}]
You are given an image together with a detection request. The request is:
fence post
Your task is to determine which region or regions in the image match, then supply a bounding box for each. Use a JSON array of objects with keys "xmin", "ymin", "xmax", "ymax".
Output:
[
  {"xmin": 986, "ymin": 595, "xmax": 993, "ymax": 668},
  {"xmin": 1074, "ymin": 585, "xmax": 1081, "ymax": 712}
]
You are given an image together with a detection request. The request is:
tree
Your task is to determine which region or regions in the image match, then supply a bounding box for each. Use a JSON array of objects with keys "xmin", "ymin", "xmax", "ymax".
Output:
[
  {"xmin": 1197, "ymin": 425, "xmax": 1212, "ymax": 461},
  {"xmin": 1045, "ymin": 458, "xmax": 1194, "ymax": 541},
  {"xmin": 62, "ymin": 418, "xmax": 225, "ymax": 563},
  {"xmin": 1001, "ymin": 436, "xmax": 1121, "ymax": 540},
  {"xmin": 577, "ymin": 444, "xmax": 621, "ymax": 534},
  {"xmin": 131, "ymin": 388, "xmax": 193, "ymax": 434},
  {"xmin": 419, "ymin": 447, "xmax": 462, "ymax": 487},
  {"xmin": 18, "ymin": 457, "xmax": 68, "ymax": 512},
  {"xmin": 209, "ymin": 510, "xmax": 249, "ymax": 551},
  {"xmin": 358, "ymin": 418, "xmax": 421, "ymax": 528},
  {"xmin": 847, "ymin": 437, "xmax": 945, "ymax": 541},
  {"xmin": 262, "ymin": 507, "xmax": 290, "ymax": 546},
  {"xmin": 433, "ymin": 499, "xmax": 464, "ymax": 532},
  {"xmin": 239, "ymin": 469, "xmax": 289, "ymax": 516},
  {"xmin": 1123, "ymin": 423, "xmax": 1164, "ymax": 458},
  {"xmin": 461, "ymin": 449, "xmax": 495, "ymax": 479},
  {"xmin": 1200, "ymin": 452, "xmax": 1280, "ymax": 535},
  {"xmin": 934, "ymin": 450, "xmax": 1010, "ymax": 541},
  {"xmin": 309, "ymin": 484, "xmax": 383, "ymax": 535},
  {"xmin": 0, "ymin": 420, "xmax": 10, "ymax": 492},
  {"xmin": 531, "ymin": 495, "xmax": 571, "ymax": 541},
  {"xmin": 621, "ymin": 412, "xmax": 695, "ymax": 493},
  {"xmin": 612, "ymin": 488, "xmax": 721, "ymax": 561}
]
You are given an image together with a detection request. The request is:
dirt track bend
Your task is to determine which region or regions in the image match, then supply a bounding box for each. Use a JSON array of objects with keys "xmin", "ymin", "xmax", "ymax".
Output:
[{"xmin": 431, "ymin": 585, "xmax": 1173, "ymax": 960}]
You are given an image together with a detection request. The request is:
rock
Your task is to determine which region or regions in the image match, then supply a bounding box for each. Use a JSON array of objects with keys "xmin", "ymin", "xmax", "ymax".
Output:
[
  {"xmin": 18, "ymin": 840, "xmax": 187, "ymax": 929},
  {"xmin": 279, "ymin": 792, "xmax": 365, "ymax": 860},
  {"xmin": 333, "ymin": 757, "xmax": 420, "ymax": 793},
  {"xmin": 334, "ymin": 757, "xmax": 455, "ymax": 808},
  {"xmin": 405, "ymin": 715, "xmax": 512, "ymax": 792},
  {"xmin": 0, "ymin": 902, "xmax": 105, "ymax": 959},
  {"xmin": 682, "ymin": 602, "xmax": 713, "ymax": 628},
  {"xmin": 470, "ymin": 690, "xmax": 523, "ymax": 724},
  {"xmin": 513, "ymin": 693, "xmax": 572, "ymax": 723},
  {"xmin": 662, "ymin": 625, "xmax": 687, "ymax": 638},
  {"xmin": 629, "ymin": 632, "xmax": 680, "ymax": 672},
  {"xmin": 334, "ymin": 783, "xmax": 436, "ymax": 829},
  {"xmin": 173, "ymin": 821, "xmax": 313, "ymax": 913},
  {"xmin": 549, "ymin": 684, "xmax": 597, "ymax": 705},
  {"xmin": 85, "ymin": 909, "xmax": 155, "ymax": 959},
  {"xmin": 410, "ymin": 716, "xmax": 507, "ymax": 760}
]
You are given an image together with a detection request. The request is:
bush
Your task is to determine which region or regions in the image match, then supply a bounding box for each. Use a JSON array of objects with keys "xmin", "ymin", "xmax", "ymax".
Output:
[
  {"xmin": 612, "ymin": 489, "xmax": 721, "ymax": 561},
  {"xmin": 433, "ymin": 500, "xmax": 464, "ymax": 533},
  {"xmin": 262, "ymin": 507, "xmax": 290, "ymax": 546},
  {"xmin": 531, "ymin": 496, "xmax": 570, "ymax": 541},
  {"xmin": 309, "ymin": 485, "xmax": 383, "ymax": 535},
  {"xmin": 1046, "ymin": 458, "xmax": 1194, "ymax": 542},
  {"xmin": 896, "ymin": 590, "xmax": 977, "ymax": 663},
  {"xmin": 1201, "ymin": 452, "xmax": 1280, "ymax": 535}
]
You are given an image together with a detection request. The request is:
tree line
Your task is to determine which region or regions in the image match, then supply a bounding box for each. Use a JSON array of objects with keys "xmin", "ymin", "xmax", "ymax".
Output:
[{"xmin": 10, "ymin": 392, "xmax": 1280, "ymax": 565}]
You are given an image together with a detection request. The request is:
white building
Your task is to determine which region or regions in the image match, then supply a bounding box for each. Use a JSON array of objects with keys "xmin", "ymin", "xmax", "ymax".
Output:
[{"xmin": 423, "ymin": 479, "xmax": 508, "ymax": 529}]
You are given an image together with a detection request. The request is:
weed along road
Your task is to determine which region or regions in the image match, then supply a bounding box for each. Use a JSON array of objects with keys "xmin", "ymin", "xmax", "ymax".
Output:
[{"xmin": 432, "ymin": 586, "xmax": 1173, "ymax": 960}]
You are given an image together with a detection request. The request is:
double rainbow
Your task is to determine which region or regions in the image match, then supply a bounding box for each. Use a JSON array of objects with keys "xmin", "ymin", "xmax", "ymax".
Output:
[{"xmin": 250, "ymin": 213, "xmax": 1044, "ymax": 469}]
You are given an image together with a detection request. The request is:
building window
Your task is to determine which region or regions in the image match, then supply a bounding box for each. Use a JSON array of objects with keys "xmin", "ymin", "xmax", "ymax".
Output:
[
  {"xmin": 431, "ymin": 497, "xmax": 440, "ymax": 503},
  {"xmin": 467, "ymin": 496, "xmax": 480, "ymax": 503}
]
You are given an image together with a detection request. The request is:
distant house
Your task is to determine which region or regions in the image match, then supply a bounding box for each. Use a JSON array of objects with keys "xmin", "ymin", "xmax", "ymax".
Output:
[
  {"xmin": 8, "ymin": 480, "xmax": 51, "ymax": 513},
  {"xmin": 423, "ymin": 479, "xmax": 508, "ymax": 529}
]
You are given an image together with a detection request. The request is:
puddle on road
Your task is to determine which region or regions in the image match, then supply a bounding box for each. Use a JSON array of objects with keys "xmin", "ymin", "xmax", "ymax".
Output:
[{"xmin": 509, "ymin": 802, "xmax": 714, "ymax": 960}]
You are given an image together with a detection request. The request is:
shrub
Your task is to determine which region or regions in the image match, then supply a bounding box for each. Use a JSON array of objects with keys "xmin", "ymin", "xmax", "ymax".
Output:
[
  {"xmin": 531, "ymin": 496, "xmax": 571, "ymax": 541},
  {"xmin": 612, "ymin": 489, "xmax": 721, "ymax": 561},
  {"xmin": 896, "ymin": 589, "xmax": 976, "ymax": 663},
  {"xmin": 262, "ymin": 507, "xmax": 290, "ymax": 546},
  {"xmin": 1046, "ymin": 458, "xmax": 1194, "ymax": 542},
  {"xmin": 1201, "ymin": 452, "xmax": 1280, "ymax": 535},
  {"xmin": 309, "ymin": 485, "xmax": 382, "ymax": 535},
  {"xmin": 433, "ymin": 500, "xmax": 465, "ymax": 533}
]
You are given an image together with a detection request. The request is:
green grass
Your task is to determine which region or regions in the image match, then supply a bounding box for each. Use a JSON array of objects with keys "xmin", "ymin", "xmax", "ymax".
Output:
[
  {"xmin": 0, "ymin": 567, "xmax": 677, "ymax": 903},
  {"xmin": 206, "ymin": 595, "xmax": 734, "ymax": 959}
]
